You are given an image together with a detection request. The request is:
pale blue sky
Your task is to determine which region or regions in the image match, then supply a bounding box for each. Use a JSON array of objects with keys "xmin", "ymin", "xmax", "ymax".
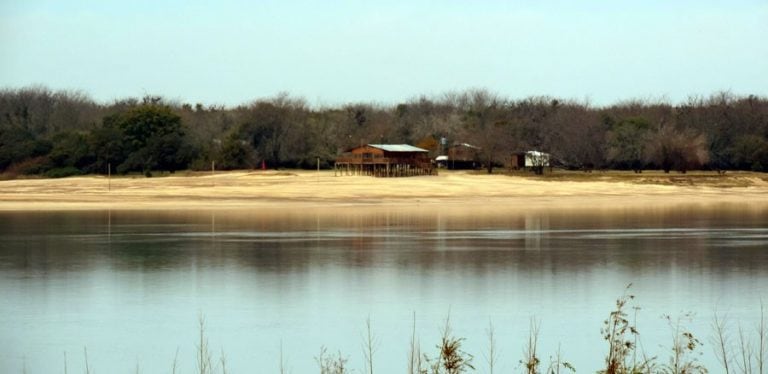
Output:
[{"xmin": 1, "ymin": 0, "xmax": 766, "ymax": 107}]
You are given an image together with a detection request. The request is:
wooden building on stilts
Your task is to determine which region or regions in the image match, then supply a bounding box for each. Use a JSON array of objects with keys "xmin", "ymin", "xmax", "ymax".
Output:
[{"xmin": 334, "ymin": 144, "xmax": 437, "ymax": 177}]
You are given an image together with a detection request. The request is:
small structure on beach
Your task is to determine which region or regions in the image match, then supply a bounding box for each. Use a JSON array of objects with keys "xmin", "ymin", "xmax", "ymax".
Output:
[
  {"xmin": 437, "ymin": 143, "xmax": 482, "ymax": 169},
  {"xmin": 509, "ymin": 151, "xmax": 551, "ymax": 172},
  {"xmin": 334, "ymin": 144, "xmax": 436, "ymax": 177}
]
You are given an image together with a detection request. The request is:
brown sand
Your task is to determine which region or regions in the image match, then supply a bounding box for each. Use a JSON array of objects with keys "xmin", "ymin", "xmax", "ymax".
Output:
[{"xmin": 1, "ymin": 170, "xmax": 767, "ymax": 211}]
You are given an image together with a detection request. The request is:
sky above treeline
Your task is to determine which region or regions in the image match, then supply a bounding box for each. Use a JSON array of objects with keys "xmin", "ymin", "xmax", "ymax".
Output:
[{"xmin": 1, "ymin": 0, "xmax": 766, "ymax": 107}]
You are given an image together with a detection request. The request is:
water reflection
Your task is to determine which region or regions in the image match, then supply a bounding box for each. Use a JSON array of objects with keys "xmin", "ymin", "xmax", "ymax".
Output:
[
  {"xmin": 1, "ymin": 204, "xmax": 767, "ymax": 373},
  {"xmin": 2, "ymin": 205, "xmax": 767, "ymax": 276}
]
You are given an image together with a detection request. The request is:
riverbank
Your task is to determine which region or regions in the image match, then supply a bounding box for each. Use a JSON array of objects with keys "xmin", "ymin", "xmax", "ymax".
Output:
[{"xmin": 1, "ymin": 170, "xmax": 767, "ymax": 211}]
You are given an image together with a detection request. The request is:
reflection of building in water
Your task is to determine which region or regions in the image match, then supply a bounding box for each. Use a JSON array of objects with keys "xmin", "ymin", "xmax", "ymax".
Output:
[
  {"xmin": 211, "ymin": 211, "xmax": 216, "ymax": 237},
  {"xmin": 524, "ymin": 212, "xmax": 550, "ymax": 250}
]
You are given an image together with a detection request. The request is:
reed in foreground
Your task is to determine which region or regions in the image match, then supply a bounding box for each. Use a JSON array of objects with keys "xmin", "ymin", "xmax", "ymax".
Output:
[{"xmin": 21, "ymin": 289, "xmax": 768, "ymax": 374}]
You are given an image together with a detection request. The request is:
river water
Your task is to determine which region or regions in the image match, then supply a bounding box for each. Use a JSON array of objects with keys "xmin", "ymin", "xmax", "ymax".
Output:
[{"xmin": 1, "ymin": 205, "xmax": 767, "ymax": 373}]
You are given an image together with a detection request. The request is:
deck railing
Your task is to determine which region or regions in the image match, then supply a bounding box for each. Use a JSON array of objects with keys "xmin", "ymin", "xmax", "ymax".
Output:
[
  {"xmin": 334, "ymin": 156, "xmax": 431, "ymax": 165},
  {"xmin": 334, "ymin": 155, "xmax": 436, "ymax": 177}
]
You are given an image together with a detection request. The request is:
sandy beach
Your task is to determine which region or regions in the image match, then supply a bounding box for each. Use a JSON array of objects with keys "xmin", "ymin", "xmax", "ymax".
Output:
[{"xmin": 1, "ymin": 170, "xmax": 767, "ymax": 212}]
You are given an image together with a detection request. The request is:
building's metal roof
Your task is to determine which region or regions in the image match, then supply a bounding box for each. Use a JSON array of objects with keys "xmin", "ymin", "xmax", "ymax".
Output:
[
  {"xmin": 368, "ymin": 144, "xmax": 429, "ymax": 153},
  {"xmin": 526, "ymin": 150, "xmax": 550, "ymax": 157},
  {"xmin": 453, "ymin": 143, "xmax": 480, "ymax": 149}
]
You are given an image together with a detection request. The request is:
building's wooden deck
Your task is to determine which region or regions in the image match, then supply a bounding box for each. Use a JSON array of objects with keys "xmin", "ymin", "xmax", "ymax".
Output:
[{"xmin": 334, "ymin": 156, "xmax": 436, "ymax": 177}]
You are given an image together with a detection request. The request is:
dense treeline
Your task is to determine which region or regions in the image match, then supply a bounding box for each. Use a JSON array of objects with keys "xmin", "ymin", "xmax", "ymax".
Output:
[{"xmin": 1, "ymin": 86, "xmax": 767, "ymax": 177}]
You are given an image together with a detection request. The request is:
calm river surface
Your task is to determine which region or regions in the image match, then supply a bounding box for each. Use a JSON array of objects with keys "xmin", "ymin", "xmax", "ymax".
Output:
[{"xmin": 1, "ymin": 205, "xmax": 767, "ymax": 373}]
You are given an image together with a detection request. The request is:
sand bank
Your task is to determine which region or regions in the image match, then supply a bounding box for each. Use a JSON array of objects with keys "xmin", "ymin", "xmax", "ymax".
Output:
[{"xmin": 1, "ymin": 170, "xmax": 767, "ymax": 211}]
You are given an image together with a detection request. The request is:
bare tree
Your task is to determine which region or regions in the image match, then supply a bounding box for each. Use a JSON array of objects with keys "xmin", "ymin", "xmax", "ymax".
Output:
[
  {"xmin": 647, "ymin": 125, "xmax": 709, "ymax": 173},
  {"xmin": 460, "ymin": 89, "xmax": 512, "ymax": 174}
]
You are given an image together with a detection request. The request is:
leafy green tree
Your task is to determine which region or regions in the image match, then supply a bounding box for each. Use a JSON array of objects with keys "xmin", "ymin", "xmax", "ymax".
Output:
[
  {"xmin": 106, "ymin": 104, "xmax": 192, "ymax": 173},
  {"xmin": 730, "ymin": 135, "xmax": 768, "ymax": 171},
  {"xmin": 0, "ymin": 125, "xmax": 52, "ymax": 172},
  {"xmin": 88, "ymin": 122, "xmax": 127, "ymax": 174},
  {"xmin": 218, "ymin": 135, "xmax": 255, "ymax": 169},
  {"xmin": 605, "ymin": 117, "xmax": 652, "ymax": 172},
  {"xmin": 47, "ymin": 131, "xmax": 93, "ymax": 171},
  {"xmin": 117, "ymin": 105, "xmax": 183, "ymax": 152},
  {"xmin": 146, "ymin": 132, "xmax": 197, "ymax": 172}
]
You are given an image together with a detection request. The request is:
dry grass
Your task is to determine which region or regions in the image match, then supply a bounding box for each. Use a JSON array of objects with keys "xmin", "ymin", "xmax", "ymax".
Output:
[{"xmin": 502, "ymin": 169, "xmax": 767, "ymax": 188}]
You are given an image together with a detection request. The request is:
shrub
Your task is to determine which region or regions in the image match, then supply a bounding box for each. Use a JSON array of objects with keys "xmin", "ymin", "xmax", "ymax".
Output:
[{"xmin": 44, "ymin": 166, "xmax": 82, "ymax": 178}]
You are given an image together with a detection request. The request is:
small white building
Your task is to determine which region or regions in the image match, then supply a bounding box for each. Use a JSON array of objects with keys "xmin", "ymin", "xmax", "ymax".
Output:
[
  {"xmin": 524, "ymin": 150, "xmax": 550, "ymax": 167},
  {"xmin": 510, "ymin": 150, "xmax": 551, "ymax": 169}
]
